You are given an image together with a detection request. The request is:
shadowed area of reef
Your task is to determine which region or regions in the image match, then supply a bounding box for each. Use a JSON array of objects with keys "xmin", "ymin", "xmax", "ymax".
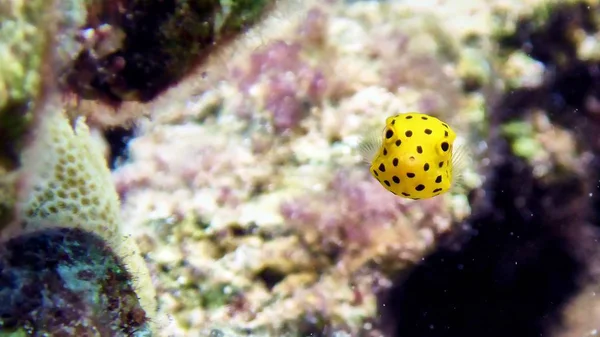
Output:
[
  {"xmin": 0, "ymin": 228, "xmax": 152, "ymax": 336},
  {"xmin": 67, "ymin": 0, "xmax": 278, "ymax": 106},
  {"xmin": 378, "ymin": 2, "xmax": 600, "ymax": 337}
]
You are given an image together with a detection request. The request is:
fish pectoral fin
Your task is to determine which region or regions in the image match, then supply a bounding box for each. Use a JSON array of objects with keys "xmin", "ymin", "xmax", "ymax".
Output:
[
  {"xmin": 358, "ymin": 129, "xmax": 383, "ymax": 164},
  {"xmin": 450, "ymin": 142, "xmax": 473, "ymax": 193}
]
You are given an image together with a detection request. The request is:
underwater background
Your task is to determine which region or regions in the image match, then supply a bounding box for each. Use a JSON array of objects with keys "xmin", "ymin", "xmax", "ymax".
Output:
[{"xmin": 2, "ymin": 0, "xmax": 600, "ymax": 336}]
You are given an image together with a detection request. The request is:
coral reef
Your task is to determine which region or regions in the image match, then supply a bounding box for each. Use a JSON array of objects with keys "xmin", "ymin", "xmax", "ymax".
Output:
[
  {"xmin": 280, "ymin": 169, "xmax": 450, "ymax": 274},
  {"xmin": 0, "ymin": 0, "xmax": 287, "ymax": 331},
  {"xmin": 7, "ymin": 0, "xmax": 600, "ymax": 336},
  {"xmin": 378, "ymin": 2, "xmax": 600, "ymax": 337},
  {"xmin": 0, "ymin": 0, "xmax": 284, "ymax": 166},
  {"xmin": 232, "ymin": 39, "xmax": 326, "ymax": 134},
  {"xmin": 378, "ymin": 143, "xmax": 594, "ymax": 337},
  {"xmin": 65, "ymin": 0, "xmax": 283, "ymax": 107},
  {"xmin": 110, "ymin": 0, "xmax": 572, "ymax": 335}
]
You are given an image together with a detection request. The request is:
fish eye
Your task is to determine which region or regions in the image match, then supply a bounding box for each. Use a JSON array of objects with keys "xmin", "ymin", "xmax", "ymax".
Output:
[{"xmin": 441, "ymin": 142, "xmax": 449, "ymax": 152}]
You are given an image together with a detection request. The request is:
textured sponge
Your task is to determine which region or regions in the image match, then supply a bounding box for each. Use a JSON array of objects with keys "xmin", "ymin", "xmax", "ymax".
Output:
[{"xmin": 18, "ymin": 109, "xmax": 120, "ymax": 237}]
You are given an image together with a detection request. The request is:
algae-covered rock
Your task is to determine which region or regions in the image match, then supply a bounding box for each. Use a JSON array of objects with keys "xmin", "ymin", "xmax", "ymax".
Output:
[
  {"xmin": 66, "ymin": 0, "xmax": 283, "ymax": 106},
  {"xmin": 0, "ymin": 227, "xmax": 152, "ymax": 336}
]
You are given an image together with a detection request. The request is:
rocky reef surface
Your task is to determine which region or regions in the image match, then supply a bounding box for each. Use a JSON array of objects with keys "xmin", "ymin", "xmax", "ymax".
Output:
[{"xmin": 2, "ymin": 0, "xmax": 600, "ymax": 337}]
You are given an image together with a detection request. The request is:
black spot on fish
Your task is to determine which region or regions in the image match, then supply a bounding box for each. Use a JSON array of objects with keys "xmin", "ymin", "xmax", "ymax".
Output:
[
  {"xmin": 436, "ymin": 175, "xmax": 442, "ymax": 183},
  {"xmin": 425, "ymin": 129, "xmax": 432, "ymax": 135},
  {"xmin": 384, "ymin": 180, "xmax": 391, "ymax": 187},
  {"xmin": 406, "ymin": 130, "xmax": 413, "ymax": 137},
  {"xmin": 407, "ymin": 173, "xmax": 415, "ymax": 178},
  {"xmin": 393, "ymin": 176, "xmax": 400, "ymax": 184},
  {"xmin": 386, "ymin": 129, "xmax": 394, "ymax": 139},
  {"xmin": 424, "ymin": 163, "xmax": 430, "ymax": 171},
  {"xmin": 396, "ymin": 140, "xmax": 402, "ymax": 146},
  {"xmin": 393, "ymin": 158, "xmax": 399, "ymax": 166},
  {"xmin": 417, "ymin": 146, "xmax": 423, "ymax": 154},
  {"xmin": 379, "ymin": 163, "xmax": 386, "ymax": 172},
  {"xmin": 416, "ymin": 184, "xmax": 425, "ymax": 191}
]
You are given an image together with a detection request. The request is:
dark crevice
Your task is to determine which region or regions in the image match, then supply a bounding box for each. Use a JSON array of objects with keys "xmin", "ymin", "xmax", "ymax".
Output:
[
  {"xmin": 103, "ymin": 126, "xmax": 135, "ymax": 169},
  {"xmin": 255, "ymin": 267, "xmax": 286, "ymax": 291}
]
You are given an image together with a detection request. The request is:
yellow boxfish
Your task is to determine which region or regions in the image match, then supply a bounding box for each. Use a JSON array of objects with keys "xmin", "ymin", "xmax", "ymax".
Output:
[{"xmin": 359, "ymin": 112, "xmax": 469, "ymax": 200}]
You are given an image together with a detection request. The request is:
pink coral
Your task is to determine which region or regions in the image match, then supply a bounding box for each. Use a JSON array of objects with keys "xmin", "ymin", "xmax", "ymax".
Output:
[
  {"xmin": 281, "ymin": 168, "xmax": 447, "ymax": 272},
  {"xmin": 297, "ymin": 7, "xmax": 329, "ymax": 46},
  {"xmin": 232, "ymin": 40, "xmax": 327, "ymax": 133}
]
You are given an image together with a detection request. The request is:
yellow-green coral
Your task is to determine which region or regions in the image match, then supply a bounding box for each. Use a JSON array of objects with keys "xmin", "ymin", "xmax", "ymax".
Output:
[
  {"xmin": 0, "ymin": 171, "xmax": 16, "ymax": 231},
  {"xmin": 0, "ymin": 0, "xmax": 90, "ymax": 168},
  {"xmin": 0, "ymin": 327, "xmax": 27, "ymax": 337},
  {"xmin": 0, "ymin": 0, "xmax": 51, "ymax": 165},
  {"xmin": 501, "ymin": 120, "xmax": 544, "ymax": 161},
  {"xmin": 0, "ymin": 0, "xmax": 48, "ymax": 107}
]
